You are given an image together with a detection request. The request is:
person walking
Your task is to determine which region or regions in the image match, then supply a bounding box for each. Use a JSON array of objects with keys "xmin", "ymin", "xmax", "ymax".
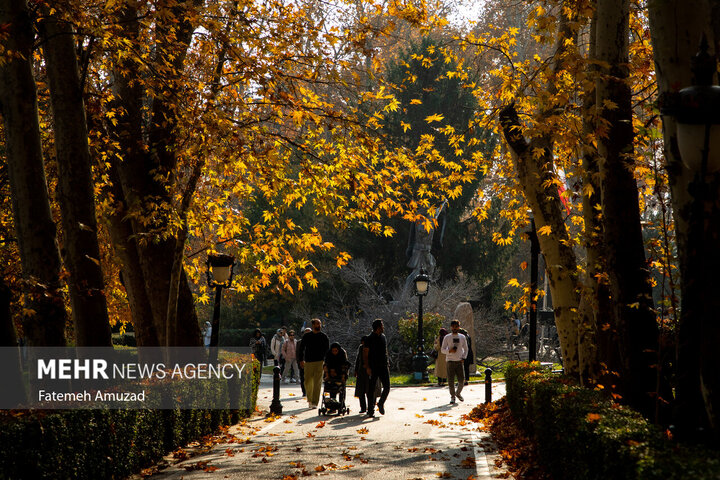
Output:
[
  {"xmin": 271, "ymin": 329, "xmax": 285, "ymax": 367},
  {"xmin": 354, "ymin": 335, "xmax": 380, "ymax": 414},
  {"xmin": 282, "ymin": 330, "xmax": 299, "ymax": 383},
  {"xmin": 298, "ymin": 319, "xmax": 329, "ymax": 409},
  {"xmin": 441, "ymin": 319, "xmax": 468, "ymax": 404},
  {"xmin": 434, "ymin": 328, "xmax": 448, "ymax": 386},
  {"xmin": 458, "ymin": 327, "xmax": 473, "ymax": 386},
  {"xmin": 363, "ymin": 319, "xmax": 390, "ymax": 418},
  {"xmin": 297, "ymin": 327, "xmax": 311, "ymax": 396},
  {"xmin": 249, "ymin": 329, "xmax": 267, "ymax": 367},
  {"xmin": 202, "ymin": 321, "xmax": 212, "ymax": 350}
]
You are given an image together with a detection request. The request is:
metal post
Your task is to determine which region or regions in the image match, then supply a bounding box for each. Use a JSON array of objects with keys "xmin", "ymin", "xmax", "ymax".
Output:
[
  {"xmin": 413, "ymin": 294, "xmax": 429, "ymax": 382},
  {"xmin": 209, "ymin": 285, "xmax": 222, "ymax": 364},
  {"xmin": 270, "ymin": 366, "xmax": 283, "ymax": 415},
  {"xmin": 484, "ymin": 367, "xmax": 493, "ymax": 404},
  {"xmin": 529, "ymin": 218, "xmax": 539, "ymax": 362}
]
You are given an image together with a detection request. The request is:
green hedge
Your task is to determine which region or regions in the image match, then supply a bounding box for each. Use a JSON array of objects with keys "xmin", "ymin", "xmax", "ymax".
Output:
[
  {"xmin": 0, "ymin": 359, "xmax": 261, "ymax": 480},
  {"xmin": 505, "ymin": 363, "xmax": 720, "ymax": 480}
]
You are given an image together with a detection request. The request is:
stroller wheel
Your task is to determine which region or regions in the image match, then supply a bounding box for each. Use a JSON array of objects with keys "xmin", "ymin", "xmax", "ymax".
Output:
[{"xmin": 319, "ymin": 408, "xmax": 324, "ymax": 415}]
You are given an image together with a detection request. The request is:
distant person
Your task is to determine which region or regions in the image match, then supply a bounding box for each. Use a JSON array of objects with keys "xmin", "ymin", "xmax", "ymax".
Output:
[
  {"xmin": 202, "ymin": 321, "xmax": 212, "ymax": 349},
  {"xmin": 298, "ymin": 319, "xmax": 330, "ymax": 409},
  {"xmin": 434, "ymin": 328, "xmax": 448, "ymax": 386},
  {"xmin": 271, "ymin": 329, "xmax": 285, "ymax": 367},
  {"xmin": 297, "ymin": 327, "xmax": 311, "ymax": 396},
  {"xmin": 281, "ymin": 330, "xmax": 299, "ymax": 383},
  {"xmin": 363, "ymin": 319, "xmax": 390, "ymax": 418},
  {"xmin": 458, "ymin": 327, "xmax": 473, "ymax": 386},
  {"xmin": 249, "ymin": 329, "xmax": 267, "ymax": 367},
  {"xmin": 441, "ymin": 320, "xmax": 468, "ymax": 404},
  {"xmin": 354, "ymin": 335, "xmax": 380, "ymax": 414}
]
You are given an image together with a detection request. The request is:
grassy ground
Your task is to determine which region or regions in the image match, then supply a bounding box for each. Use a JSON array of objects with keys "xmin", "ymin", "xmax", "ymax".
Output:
[{"xmin": 261, "ymin": 365, "xmax": 505, "ymax": 385}]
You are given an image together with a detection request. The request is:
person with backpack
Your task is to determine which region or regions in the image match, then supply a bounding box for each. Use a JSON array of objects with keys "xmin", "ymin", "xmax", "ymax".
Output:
[{"xmin": 270, "ymin": 328, "xmax": 285, "ymax": 367}]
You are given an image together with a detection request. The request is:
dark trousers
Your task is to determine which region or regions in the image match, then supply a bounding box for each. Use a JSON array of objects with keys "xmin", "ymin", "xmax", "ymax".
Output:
[
  {"xmin": 367, "ymin": 366, "xmax": 390, "ymax": 413},
  {"xmin": 299, "ymin": 367, "xmax": 306, "ymax": 395}
]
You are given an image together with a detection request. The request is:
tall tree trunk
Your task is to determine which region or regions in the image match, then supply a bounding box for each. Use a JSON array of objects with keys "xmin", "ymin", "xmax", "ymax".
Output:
[
  {"xmin": 595, "ymin": 0, "xmax": 665, "ymax": 418},
  {"xmin": 0, "ymin": 0, "xmax": 67, "ymax": 346},
  {"xmin": 104, "ymin": 1, "xmax": 201, "ymax": 346},
  {"xmin": 0, "ymin": 277, "xmax": 26, "ymax": 406},
  {"xmin": 102, "ymin": 0, "xmax": 202, "ymax": 346},
  {"xmin": 500, "ymin": 106, "xmax": 582, "ymax": 376},
  {"xmin": 577, "ymin": 5, "xmax": 604, "ymax": 384},
  {"xmin": 499, "ymin": 4, "xmax": 583, "ymax": 376},
  {"xmin": 40, "ymin": 9, "xmax": 112, "ymax": 347},
  {"xmin": 649, "ymin": 0, "xmax": 720, "ymax": 439}
]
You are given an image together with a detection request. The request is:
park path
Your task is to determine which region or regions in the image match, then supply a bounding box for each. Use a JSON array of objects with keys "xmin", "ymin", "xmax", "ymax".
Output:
[{"xmin": 140, "ymin": 373, "xmax": 509, "ymax": 480}]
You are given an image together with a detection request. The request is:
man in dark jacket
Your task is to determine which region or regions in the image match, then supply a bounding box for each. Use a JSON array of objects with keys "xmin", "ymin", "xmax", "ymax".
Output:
[
  {"xmin": 297, "ymin": 318, "xmax": 329, "ymax": 409},
  {"xmin": 363, "ymin": 319, "xmax": 390, "ymax": 418}
]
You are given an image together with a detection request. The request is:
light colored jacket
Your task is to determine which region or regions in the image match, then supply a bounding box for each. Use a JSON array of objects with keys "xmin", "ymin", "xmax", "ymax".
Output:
[
  {"xmin": 271, "ymin": 334, "xmax": 285, "ymax": 358},
  {"xmin": 282, "ymin": 339, "xmax": 297, "ymax": 360}
]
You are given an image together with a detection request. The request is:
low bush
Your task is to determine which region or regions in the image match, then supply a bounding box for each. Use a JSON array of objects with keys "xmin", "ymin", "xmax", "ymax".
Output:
[
  {"xmin": 0, "ymin": 359, "xmax": 260, "ymax": 480},
  {"xmin": 505, "ymin": 362, "xmax": 720, "ymax": 480}
]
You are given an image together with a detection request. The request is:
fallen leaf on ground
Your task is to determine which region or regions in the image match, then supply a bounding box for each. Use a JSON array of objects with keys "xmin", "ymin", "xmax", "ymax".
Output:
[
  {"xmin": 183, "ymin": 461, "xmax": 210, "ymax": 471},
  {"xmin": 357, "ymin": 427, "xmax": 369, "ymax": 434}
]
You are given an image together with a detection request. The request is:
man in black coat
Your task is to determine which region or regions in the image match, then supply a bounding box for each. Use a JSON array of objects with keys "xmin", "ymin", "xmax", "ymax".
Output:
[{"xmin": 363, "ymin": 319, "xmax": 390, "ymax": 418}]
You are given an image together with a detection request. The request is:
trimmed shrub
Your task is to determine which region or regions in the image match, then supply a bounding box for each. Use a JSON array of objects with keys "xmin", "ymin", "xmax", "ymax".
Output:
[
  {"xmin": 0, "ymin": 359, "xmax": 260, "ymax": 480},
  {"xmin": 505, "ymin": 362, "xmax": 720, "ymax": 480}
]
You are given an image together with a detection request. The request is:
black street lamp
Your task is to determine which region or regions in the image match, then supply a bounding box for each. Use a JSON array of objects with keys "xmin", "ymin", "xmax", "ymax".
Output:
[
  {"xmin": 412, "ymin": 268, "xmax": 430, "ymax": 382},
  {"xmin": 207, "ymin": 253, "xmax": 235, "ymax": 363},
  {"xmin": 527, "ymin": 211, "xmax": 539, "ymax": 362}
]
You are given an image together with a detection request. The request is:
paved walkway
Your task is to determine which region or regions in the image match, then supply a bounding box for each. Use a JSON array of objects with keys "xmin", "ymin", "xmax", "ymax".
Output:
[{"xmin": 143, "ymin": 372, "xmax": 508, "ymax": 479}]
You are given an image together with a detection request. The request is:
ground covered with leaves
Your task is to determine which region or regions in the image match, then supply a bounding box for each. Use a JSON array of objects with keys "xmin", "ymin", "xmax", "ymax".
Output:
[{"xmin": 464, "ymin": 398, "xmax": 552, "ymax": 480}]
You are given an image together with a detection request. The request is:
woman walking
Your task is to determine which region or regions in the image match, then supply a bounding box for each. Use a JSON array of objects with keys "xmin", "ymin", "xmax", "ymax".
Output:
[
  {"xmin": 353, "ymin": 336, "xmax": 380, "ymax": 414},
  {"xmin": 249, "ymin": 329, "xmax": 267, "ymax": 367}
]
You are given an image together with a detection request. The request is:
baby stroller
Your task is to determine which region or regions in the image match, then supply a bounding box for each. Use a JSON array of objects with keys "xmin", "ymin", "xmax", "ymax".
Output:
[{"xmin": 319, "ymin": 361, "xmax": 350, "ymax": 416}]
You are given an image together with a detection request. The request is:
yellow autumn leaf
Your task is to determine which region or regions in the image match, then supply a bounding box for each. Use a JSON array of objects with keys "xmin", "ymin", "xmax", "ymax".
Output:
[
  {"xmin": 425, "ymin": 113, "xmax": 444, "ymax": 123},
  {"xmin": 537, "ymin": 225, "xmax": 552, "ymax": 236}
]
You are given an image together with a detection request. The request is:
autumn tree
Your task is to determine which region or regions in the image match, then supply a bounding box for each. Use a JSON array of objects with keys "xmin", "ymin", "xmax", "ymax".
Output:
[
  {"xmin": 0, "ymin": 0, "xmax": 68, "ymax": 346},
  {"xmin": 39, "ymin": 6, "xmax": 112, "ymax": 346}
]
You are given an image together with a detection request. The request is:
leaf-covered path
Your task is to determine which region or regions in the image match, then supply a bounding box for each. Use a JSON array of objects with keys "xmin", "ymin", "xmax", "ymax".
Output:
[{"xmin": 139, "ymin": 374, "xmax": 509, "ymax": 479}]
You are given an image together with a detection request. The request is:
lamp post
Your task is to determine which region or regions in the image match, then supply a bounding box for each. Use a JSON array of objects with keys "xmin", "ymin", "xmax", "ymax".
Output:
[
  {"xmin": 207, "ymin": 253, "xmax": 235, "ymax": 364},
  {"xmin": 527, "ymin": 212, "xmax": 539, "ymax": 362},
  {"xmin": 412, "ymin": 268, "xmax": 430, "ymax": 382},
  {"xmin": 660, "ymin": 35, "xmax": 720, "ymax": 439}
]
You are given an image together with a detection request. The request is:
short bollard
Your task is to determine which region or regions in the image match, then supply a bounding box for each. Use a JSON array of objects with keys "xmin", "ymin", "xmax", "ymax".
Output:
[
  {"xmin": 270, "ymin": 366, "xmax": 283, "ymax": 415},
  {"xmin": 484, "ymin": 367, "xmax": 493, "ymax": 404}
]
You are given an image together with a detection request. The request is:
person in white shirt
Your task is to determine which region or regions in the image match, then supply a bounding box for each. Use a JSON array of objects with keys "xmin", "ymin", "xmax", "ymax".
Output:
[{"xmin": 440, "ymin": 319, "xmax": 468, "ymax": 404}]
